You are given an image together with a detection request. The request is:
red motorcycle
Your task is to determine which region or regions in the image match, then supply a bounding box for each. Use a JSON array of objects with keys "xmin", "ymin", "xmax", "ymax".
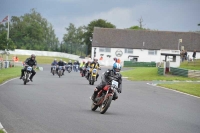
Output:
[{"xmin": 91, "ymin": 79, "xmax": 119, "ymax": 114}]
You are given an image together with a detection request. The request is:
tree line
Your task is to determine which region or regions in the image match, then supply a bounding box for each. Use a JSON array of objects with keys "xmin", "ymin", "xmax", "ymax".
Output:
[{"xmin": 0, "ymin": 9, "xmax": 59, "ymax": 51}]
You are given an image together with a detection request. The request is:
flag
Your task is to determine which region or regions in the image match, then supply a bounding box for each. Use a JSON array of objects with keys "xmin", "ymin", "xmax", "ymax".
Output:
[{"xmin": 2, "ymin": 16, "xmax": 8, "ymax": 22}]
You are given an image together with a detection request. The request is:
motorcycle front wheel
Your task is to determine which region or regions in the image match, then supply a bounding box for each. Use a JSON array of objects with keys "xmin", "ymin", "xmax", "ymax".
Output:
[
  {"xmin": 24, "ymin": 74, "xmax": 28, "ymax": 85},
  {"xmin": 100, "ymin": 95, "xmax": 113, "ymax": 114}
]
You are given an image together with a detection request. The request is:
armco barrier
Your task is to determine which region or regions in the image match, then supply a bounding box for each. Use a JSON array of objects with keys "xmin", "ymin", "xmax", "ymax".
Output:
[
  {"xmin": 170, "ymin": 67, "xmax": 188, "ymax": 77},
  {"xmin": 188, "ymin": 70, "xmax": 200, "ymax": 78},
  {"xmin": 0, "ymin": 49, "xmax": 80, "ymax": 61},
  {"xmin": 158, "ymin": 67, "xmax": 164, "ymax": 75},
  {"xmin": 124, "ymin": 61, "xmax": 156, "ymax": 67}
]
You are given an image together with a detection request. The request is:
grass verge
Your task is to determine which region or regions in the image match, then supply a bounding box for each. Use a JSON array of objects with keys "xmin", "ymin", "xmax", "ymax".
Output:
[
  {"xmin": 3, "ymin": 55, "xmax": 74, "ymax": 64},
  {"xmin": 121, "ymin": 67, "xmax": 198, "ymax": 81},
  {"xmin": 158, "ymin": 83, "xmax": 200, "ymax": 97},
  {"xmin": 0, "ymin": 67, "xmax": 21, "ymax": 84},
  {"xmin": 0, "ymin": 129, "xmax": 5, "ymax": 133},
  {"xmin": 179, "ymin": 59, "xmax": 200, "ymax": 70}
]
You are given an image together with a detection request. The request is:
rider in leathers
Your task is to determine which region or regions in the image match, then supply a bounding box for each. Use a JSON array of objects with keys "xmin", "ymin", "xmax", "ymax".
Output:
[
  {"xmin": 51, "ymin": 59, "xmax": 57, "ymax": 73},
  {"xmin": 67, "ymin": 60, "xmax": 73, "ymax": 70},
  {"xmin": 90, "ymin": 58, "xmax": 100, "ymax": 81},
  {"xmin": 20, "ymin": 54, "xmax": 37, "ymax": 82},
  {"xmin": 91, "ymin": 63, "xmax": 122, "ymax": 103},
  {"xmin": 57, "ymin": 59, "xmax": 65, "ymax": 75},
  {"xmin": 85, "ymin": 60, "xmax": 91, "ymax": 79}
]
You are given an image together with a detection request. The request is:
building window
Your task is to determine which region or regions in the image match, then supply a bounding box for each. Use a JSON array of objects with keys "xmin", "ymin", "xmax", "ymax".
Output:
[
  {"xmin": 99, "ymin": 47, "xmax": 111, "ymax": 52},
  {"xmin": 125, "ymin": 49, "xmax": 133, "ymax": 54},
  {"xmin": 148, "ymin": 50, "xmax": 157, "ymax": 55}
]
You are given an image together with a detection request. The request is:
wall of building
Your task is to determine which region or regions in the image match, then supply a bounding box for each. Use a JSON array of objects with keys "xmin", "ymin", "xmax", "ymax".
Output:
[{"xmin": 91, "ymin": 47, "xmax": 200, "ymax": 66}]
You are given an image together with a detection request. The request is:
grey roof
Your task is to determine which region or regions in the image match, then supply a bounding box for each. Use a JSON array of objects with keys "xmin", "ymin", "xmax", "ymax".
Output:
[{"xmin": 92, "ymin": 27, "xmax": 200, "ymax": 51}]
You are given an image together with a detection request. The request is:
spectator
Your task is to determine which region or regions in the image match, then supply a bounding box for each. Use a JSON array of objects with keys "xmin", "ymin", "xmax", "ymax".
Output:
[
  {"xmin": 192, "ymin": 50, "xmax": 196, "ymax": 61},
  {"xmin": 184, "ymin": 50, "xmax": 187, "ymax": 60},
  {"xmin": 180, "ymin": 50, "xmax": 184, "ymax": 62}
]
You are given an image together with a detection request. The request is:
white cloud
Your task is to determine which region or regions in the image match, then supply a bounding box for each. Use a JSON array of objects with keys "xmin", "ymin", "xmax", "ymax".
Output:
[{"xmin": 73, "ymin": 7, "xmax": 136, "ymax": 28}]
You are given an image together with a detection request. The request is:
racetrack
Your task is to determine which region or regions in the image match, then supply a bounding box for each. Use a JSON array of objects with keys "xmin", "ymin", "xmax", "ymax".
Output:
[{"xmin": 0, "ymin": 65, "xmax": 200, "ymax": 133}]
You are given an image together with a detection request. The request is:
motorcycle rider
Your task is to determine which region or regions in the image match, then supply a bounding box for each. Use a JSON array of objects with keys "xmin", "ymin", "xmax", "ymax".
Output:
[
  {"xmin": 90, "ymin": 58, "xmax": 100, "ymax": 81},
  {"xmin": 73, "ymin": 61, "xmax": 77, "ymax": 72},
  {"xmin": 80, "ymin": 60, "xmax": 86, "ymax": 75},
  {"xmin": 85, "ymin": 60, "xmax": 91, "ymax": 80},
  {"xmin": 67, "ymin": 60, "xmax": 73, "ymax": 70},
  {"xmin": 57, "ymin": 59, "xmax": 65, "ymax": 75},
  {"xmin": 20, "ymin": 54, "xmax": 37, "ymax": 82},
  {"xmin": 91, "ymin": 63, "xmax": 122, "ymax": 103},
  {"xmin": 51, "ymin": 59, "xmax": 57, "ymax": 73}
]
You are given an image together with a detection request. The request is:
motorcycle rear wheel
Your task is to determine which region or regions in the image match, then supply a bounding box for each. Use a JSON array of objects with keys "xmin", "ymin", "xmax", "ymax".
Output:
[{"xmin": 100, "ymin": 95, "xmax": 113, "ymax": 114}]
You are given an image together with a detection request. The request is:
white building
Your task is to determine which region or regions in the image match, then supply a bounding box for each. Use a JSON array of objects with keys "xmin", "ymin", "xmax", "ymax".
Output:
[{"xmin": 91, "ymin": 28, "xmax": 200, "ymax": 67}]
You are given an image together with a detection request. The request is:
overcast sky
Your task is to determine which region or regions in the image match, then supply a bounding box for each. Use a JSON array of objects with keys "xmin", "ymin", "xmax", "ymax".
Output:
[{"xmin": 0, "ymin": 0, "xmax": 200, "ymax": 42}]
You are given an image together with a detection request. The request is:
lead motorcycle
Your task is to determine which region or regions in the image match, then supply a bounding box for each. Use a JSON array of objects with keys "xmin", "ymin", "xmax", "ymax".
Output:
[
  {"xmin": 23, "ymin": 66, "xmax": 33, "ymax": 85},
  {"xmin": 91, "ymin": 78, "xmax": 119, "ymax": 114}
]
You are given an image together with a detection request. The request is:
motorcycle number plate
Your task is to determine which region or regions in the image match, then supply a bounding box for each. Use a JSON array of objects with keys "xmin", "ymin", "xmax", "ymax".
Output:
[
  {"xmin": 93, "ymin": 69, "xmax": 97, "ymax": 73},
  {"xmin": 112, "ymin": 80, "xmax": 118, "ymax": 87},
  {"xmin": 27, "ymin": 67, "xmax": 32, "ymax": 71}
]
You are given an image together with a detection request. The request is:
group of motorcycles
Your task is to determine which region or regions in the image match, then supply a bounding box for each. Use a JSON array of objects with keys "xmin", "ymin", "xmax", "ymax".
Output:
[
  {"xmin": 22, "ymin": 62, "xmax": 120, "ymax": 114},
  {"xmin": 51, "ymin": 64, "xmax": 80, "ymax": 78}
]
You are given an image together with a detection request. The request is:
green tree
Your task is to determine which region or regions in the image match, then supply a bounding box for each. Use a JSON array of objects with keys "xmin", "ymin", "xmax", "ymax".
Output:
[
  {"xmin": 0, "ymin": 31, "xmax": 15, "ymax": 50},
  {"xmin": 198, "ymin": 23, "xmax": 200, "ymax": 26},
  {"xmin": 83, "ymin": 19, "xmax": 116, "ymax": 55},
  {"xmin": 63, "ymin": 23, "xmax": 85, "ymax": 55},
  {"xmin": 9, "ymin": 8, "xmax": 59, "ymax": 51},
  {"xmin": 129, "ymin": 26, "xmax": 144, "ymax": 30}
]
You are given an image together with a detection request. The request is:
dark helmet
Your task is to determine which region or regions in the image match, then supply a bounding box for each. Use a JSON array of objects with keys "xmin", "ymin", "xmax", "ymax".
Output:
[{"xmin": 31, "ymin": 54, "xmax": 36, "ymax": 59}]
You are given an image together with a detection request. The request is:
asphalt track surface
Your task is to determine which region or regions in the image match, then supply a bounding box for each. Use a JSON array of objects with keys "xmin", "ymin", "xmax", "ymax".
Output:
[{"xmin": 0, "ymin": 66, "xmax": 200, "ymax": 133}]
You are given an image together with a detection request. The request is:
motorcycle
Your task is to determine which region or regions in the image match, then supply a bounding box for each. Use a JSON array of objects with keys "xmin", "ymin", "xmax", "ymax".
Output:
[
  {"xmin": 51, "ymin": 65, "xmax": 57, "ymax": 75},
  {"xmin": 58, "ymin": 66, "xmax": 64, "ymax": 78},
  {"xmin": 89, "ymin": 68, "xmax": 98, "ymax": 85},
  {"xmin": 23, "ymin": 66, "xmax": 33, "ymax": 85},
  {"xmin": 75, "ymin": 64, "xmax": 79, "ymax": 72},
  {"xmin": 66, "ymin": 65, "xmax": 72, "ymax": 73},
  {"xmin": 91, "ymin": 79, "xmax": 119, "ymax": 114}
]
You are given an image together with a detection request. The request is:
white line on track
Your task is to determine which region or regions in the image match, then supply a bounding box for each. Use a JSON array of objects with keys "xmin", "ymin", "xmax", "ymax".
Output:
[
  {"xmin": 0, "ymin": 122, "xmax": 8, "ymax": 133},
  {"xmin": 147, "ymin": 83, "xmax": 200, "ymax": 99},
  {"xmin": 0, "ymin": 78, "xmax": 18, "ymax": 87}
]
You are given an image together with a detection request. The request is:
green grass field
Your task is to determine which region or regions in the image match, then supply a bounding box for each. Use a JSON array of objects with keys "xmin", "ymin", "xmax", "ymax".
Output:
[
  {"xmin": 179, "ymin": 59, "xmax": 200, "ymax": 70},
  {"xmin": 0, "ymin": 129, "xmax": 5, "ymax": 133},
  {"xmin": 2, "ymin": 55, "xmax": 73, "ymax": 64},
  {"xmin": 158, "ymin": 83, "xmax": 200, "ymax": 97},
  {"xmin": 121, "ymin": 67, "xmax": 198, "ymax": 81},
  {"xmin": 0, "ymin": 67, "xmax": 21, "ymax": 84}
]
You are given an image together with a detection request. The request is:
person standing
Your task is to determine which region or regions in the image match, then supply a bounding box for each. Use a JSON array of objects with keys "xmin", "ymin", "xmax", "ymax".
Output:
[
  {"xmin": 192, "ymin": 50, "xmax": 196, "ymax": 61},
  {"xmin": 184, "ymin": 50, "xmax": 187, "ymax": 60}
]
